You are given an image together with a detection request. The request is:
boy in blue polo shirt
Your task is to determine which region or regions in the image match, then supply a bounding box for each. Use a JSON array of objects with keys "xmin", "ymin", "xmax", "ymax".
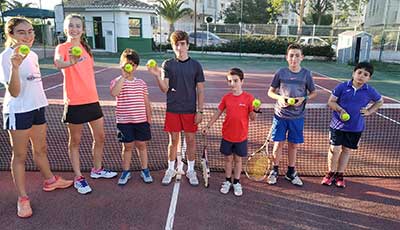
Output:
[
  {"xmin": 322, "ymin": 62, "xmax": 383, "ymax": 188},
  {"xmin": 267, "ymin": 44, "xmax": 317, "ymax": 186}
]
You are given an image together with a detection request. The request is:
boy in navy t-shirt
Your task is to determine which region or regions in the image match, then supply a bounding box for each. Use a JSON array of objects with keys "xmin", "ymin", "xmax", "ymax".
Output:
[{"xmin": 322, "ymin": 62, "xmax": 383, "ymax": 188}]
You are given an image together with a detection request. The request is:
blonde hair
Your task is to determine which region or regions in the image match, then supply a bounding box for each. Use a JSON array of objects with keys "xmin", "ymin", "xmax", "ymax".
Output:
[
  {"xmin": 64, "ymin": 14, "xmax": 93, "ymax": 57},
  {"xmin": 4, "ymin": 17, "xmax": 32, "ymax": 48}
]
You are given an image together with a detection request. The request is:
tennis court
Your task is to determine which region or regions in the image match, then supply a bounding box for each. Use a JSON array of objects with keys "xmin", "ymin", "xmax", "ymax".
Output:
[{"xmin": 0, "ymin": 54, "xmax": 399, "ymax": 230}]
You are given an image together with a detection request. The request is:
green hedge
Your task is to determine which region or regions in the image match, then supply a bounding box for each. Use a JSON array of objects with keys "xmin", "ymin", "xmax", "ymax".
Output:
[{"xmin": 155, "ymin": 37, "xmax": 335, "ymax": 59}]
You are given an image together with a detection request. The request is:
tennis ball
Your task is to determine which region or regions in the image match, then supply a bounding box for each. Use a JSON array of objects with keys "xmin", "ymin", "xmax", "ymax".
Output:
[
  {"xmin": 147, "ymin": 59, "xmax": 157, "ymax": 68},
  {"xmin": 341, "ymin": 113, "xmax": 350, "ymax": 121},
  {"xmin": 19, "ymin": 45, "xmax": 30, "ymax": 55},
  {"xmin": 252, "ymin": 99, "xmax": 261, "ymax": 108},
  {"xmin": 124, "ymin": 63, "xmax": 133, "ymax": 73},
  {"xmin": 287, "ymin": 98, "xmax": 296, "ymax": 105},
  {"xmin": 71, "ymin": 46, "xmax": 82, "ymax": 57}
]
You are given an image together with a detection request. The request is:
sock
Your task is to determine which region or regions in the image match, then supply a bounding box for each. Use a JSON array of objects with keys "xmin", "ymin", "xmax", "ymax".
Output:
[
  {"xmin": 273, "ymin": 165, "xmax": 279, "ymax": 172},
  {"xmin": 44, "ymin": 176, "xmax": 56, "ymax": 184},
  {"xmin": 92, "ymin": 167, "xmax": 102, "ymax": 173},
  {"xmin": 287, "ymin": 166, "xmax": 295, "ymax": 175},
  {"xmin": 226, "ymin": 177, "xmax": 232, "ymax": 183},
  {"xmin": 188, "ymin": 160, "xmax": 195, "ymax": 172},
  {"xmin": 18, "ymin": 196, "xmax": 29, "ymax": 202},
  {"xmin": 233, "ymin": 178, "xmax": 240, "ymax": 184},
  {"xmin": 75, "ymin": 175, "xmax": 84, "ymax": 181},
  {"xmin": 168, "ymin": 160, "xmax": 175, "ymax": 171},
  {"xmin": 142, "ymin": 168, "xmax": 149, "ymax": 176}
]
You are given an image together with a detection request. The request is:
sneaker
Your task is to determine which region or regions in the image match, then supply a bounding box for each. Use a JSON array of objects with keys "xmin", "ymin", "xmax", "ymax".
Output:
[
  {"xmin": 233, "ymin": 183, "xmax": 243, "ymax": 197},
  {"xmin": 335, "ymin": 173, "xmax": 346, "ymax": 188},
  {"xmin": 43, "ymin": 176, "xmax": 73, "ymax": 192},
  {"xmin": 267, "ymin": 170, "xmax": 278, "ymax": 185},
  {"xmin": 186, "ymin": 170, "xmax": 199, "ymax": 186},
  {"xmin": 118, "ymin": 171, "xmax": 131, "ymax": 185},
  {"xmin": 140, "ymin": 170, "xmax": 153, "ymax": 183},
  {"xmin": 90, "ymin": 168, "xmax": 118, "ymax": 179},
  {"xmin": 321, "ymin": 171, "xmax": 336, "ymax": 186},
  {"xmin": 17, "ymin": 197, "xmax": 32, "ymax": 218},
  {"xmin": 220, "ymin": 181, "xmax": 232, "ymax": 194},
  {"xmin": 74, "ymin": 176, "xmax": 92, "ymax": 195},
  {"xmin": 285, "ymin": 171, "xmax": 303, "ymax": 186},
  {"xmin": 162, "ymin": 169, "xmax": 177, "ymax": 185}
]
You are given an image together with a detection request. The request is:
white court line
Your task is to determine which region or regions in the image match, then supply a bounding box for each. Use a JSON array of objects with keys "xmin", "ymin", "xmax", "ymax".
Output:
[
  {"xmin": 44, "ymin": 67, "xmax": 111, "ymax": 92},
  {"xmin": 165, "ymin": 175, "xmax": 181, "ymax": 230}
]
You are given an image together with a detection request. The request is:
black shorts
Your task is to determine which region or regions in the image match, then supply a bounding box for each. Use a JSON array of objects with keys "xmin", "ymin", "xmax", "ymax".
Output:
[
  {"xmin": 117, "ymin": 122, "xmax": 151, "ymax": 143},
  {"xmin": 220, "ymin": 139, "xmax": 248, "ymax": 157},
  {"xmin": 63, "ymin": 102, "xmax": 103, "ymax": 124},
  {"xmin": 3, "ymin": 107, "xmax": 46, "ymax": 130},
  {"xmin": 329, "ymin": 128, "xmax": 362, "ymax": 150}
]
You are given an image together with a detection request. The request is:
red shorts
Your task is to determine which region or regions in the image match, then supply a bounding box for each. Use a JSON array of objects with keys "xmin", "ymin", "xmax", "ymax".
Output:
[{"xmin": 164, "ymin": 112, "xmax": 197, "ymax": 132}]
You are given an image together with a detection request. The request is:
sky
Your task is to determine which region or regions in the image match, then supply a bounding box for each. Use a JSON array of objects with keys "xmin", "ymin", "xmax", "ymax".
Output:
[{"xmin": 18, "ymin": 0, "xmax": 62, "ymax": 10}]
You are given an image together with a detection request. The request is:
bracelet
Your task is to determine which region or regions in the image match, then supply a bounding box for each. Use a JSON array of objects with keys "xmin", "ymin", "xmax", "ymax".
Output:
[
  {"xmin": 197, "ymin": 111, "xmax": 204, "ymax": 114},
  {"xmin": 304, "ymin": 95, "xmax": 309, "ymax": 101},
  {"xmin": 253, "ymin": 109, "xmax": 262, "ymax": 113}
]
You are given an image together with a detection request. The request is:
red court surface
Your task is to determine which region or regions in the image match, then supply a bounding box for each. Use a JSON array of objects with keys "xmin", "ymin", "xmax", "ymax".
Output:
[{"xmin": 0, "ymin": 66, "xmax": 399, "ymax": 230}]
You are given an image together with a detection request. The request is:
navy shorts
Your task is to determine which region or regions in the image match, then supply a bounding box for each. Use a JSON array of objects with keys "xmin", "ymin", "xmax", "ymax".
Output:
[
  {"xmin": 271, "ymin": 115, "xmax": 304, "ymax": 144},
  {"xmin": 117, "ymin": 122, "xmax": 151, "ymax": 143},
  {"xmin": 3, "ymin": 107, "xmax": 46, "ymax": 130},
  {"xmin": 329, "ymin": 128, "xmax": 362, "ymax": 150},
  {"xmin": 63, "ymin": 102, "xmax": 103, "ymax": 124},
  {"xmin": 220, "ymin": 139, "xmax": 248, "ymax": 157}
]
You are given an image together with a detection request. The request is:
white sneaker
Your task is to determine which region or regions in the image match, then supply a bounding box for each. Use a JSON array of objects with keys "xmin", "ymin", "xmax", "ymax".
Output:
[
  {"xmin": 233, "ymin": 183, "xmax": 243, "ymax": 197},
  {"xmin": 186, "ymin": 170, "xmax": 199, "ymax": 186},
  {"xmin": 267, "ymin": 170, "xmax": 278, "ymax": 185},
  {"xmin": 220, "ymin": 181, "xmax": 232, "ymax": 194},
  {"xmin": 162, "ymin": 169, "xmax": 177, "ymax": 185},
  {"xmin": 285, "ymin": 171, "xmax": 303, "ymax": 186},
  {"xmin": 90, "ymin": 168, "xmax": 118, "ymax": 179},
  {"xmin": 74, "ymin": 177, "xmax": 92, "ymax": 195}
]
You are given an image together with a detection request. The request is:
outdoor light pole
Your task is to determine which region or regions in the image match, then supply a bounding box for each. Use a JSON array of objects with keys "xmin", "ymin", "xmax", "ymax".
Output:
[
  {"xmin": 239, "ymin": 0, "xmax": 243, "ymax": 58},
  {"xmin": 194, "ymin": 0, "xmax": 197, "ymax": 47}
]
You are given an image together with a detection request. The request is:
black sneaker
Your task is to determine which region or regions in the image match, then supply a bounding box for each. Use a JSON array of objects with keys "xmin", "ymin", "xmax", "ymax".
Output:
[{"xmin": 285, "ymin": 171, "xmax": 304, "ymax": 186}]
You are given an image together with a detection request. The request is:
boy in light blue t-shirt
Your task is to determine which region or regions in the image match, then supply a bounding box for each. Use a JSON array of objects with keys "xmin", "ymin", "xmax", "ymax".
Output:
[{"xmin": 267, "ymin": 43, "xmax": 317, "ymax": 187}]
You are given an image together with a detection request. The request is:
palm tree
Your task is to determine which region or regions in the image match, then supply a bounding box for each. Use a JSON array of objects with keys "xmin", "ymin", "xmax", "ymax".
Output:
[
  {"xmin": 7, "ymin": 0, "xmax": 34, "ymax": 9},
  {"xmin": 156, "ymin": 0, "xmax": 192, "ymax": 34},
  {"xmin": 0, "ymin": 0, "xmax": 8, "ymax": 25}
]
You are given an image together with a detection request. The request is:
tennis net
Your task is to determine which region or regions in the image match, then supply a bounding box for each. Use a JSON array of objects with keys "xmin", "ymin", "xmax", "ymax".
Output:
[{"xmin": 1, "ymin": 100, "xmax": 399, "ymax": 176}]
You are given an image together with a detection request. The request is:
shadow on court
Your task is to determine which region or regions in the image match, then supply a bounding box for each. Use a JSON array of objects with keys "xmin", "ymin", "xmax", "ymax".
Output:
[{"xmin": 0, "ymin": 171, "xmax": 399, "ymax": 230}]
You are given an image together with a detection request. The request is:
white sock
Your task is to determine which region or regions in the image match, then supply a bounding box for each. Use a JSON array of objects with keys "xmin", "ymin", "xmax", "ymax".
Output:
[
  {"xmin": 168, "ymin": 160, "xmax": 175, "ymax": 171},
  {"xmin": 187, "ymin": 160, "xmax": 195, "ymax": 172}
]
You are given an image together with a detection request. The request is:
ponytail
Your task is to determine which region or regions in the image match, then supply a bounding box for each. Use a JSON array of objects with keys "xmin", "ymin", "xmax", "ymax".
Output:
[{"xmin": 80, "ymin": 35, "xmax": 93, "ymax": 57}]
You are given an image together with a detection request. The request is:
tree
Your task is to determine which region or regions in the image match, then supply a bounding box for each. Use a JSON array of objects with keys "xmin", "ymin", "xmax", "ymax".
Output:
[
  {"xmin": 266, "ymin": 0, "xmax": 286, "ymax": 23},
  {"xmin": 7, "ymin": 0, "xmax": 34, "ymax": 9},
  {"xmin": 223, "ymin": 0, "xmax": 269, "ymax": 24},
  {"xmin": 156, "ymin": 0, "xmax": 192, "ymax": 34},
  {"xmin": 289, "ymin": 0, "xmax": 333, "ymax": 25},
  {"xmin": 335, "ymin": 0, "xmax": 369, "ymax": 26},
  {"xmin": 0, "ymin": 0, "xmax": 8, "ymax": 24}
]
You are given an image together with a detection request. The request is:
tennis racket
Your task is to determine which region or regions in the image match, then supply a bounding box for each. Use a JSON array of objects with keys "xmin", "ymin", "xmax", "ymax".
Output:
[
  {"xmin": 200, "ymin": 135, "xmax": 210, "ymax": 188},
  {"xmin": 245, "ymin": 127, "xmax": 273, "ymax": 181}
]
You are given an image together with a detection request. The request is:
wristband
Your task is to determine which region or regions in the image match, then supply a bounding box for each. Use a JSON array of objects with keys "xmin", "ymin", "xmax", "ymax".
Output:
[
  {"xmin": 304, "ymin": 95, "xmax": 309, "ymax": 101},
  {"xmin": 253, "ymin": 109, "xmax": 262, "ymax": 114},
  {"xmin": 197, "ymin": 111, "xmax": 204, "ymax": 114}
]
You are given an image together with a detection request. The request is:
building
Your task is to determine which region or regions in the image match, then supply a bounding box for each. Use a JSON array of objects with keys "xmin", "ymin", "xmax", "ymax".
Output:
[
  {"xmin": 56, "ymin": 0, "xmax": 156, "ymax": 53},
  {"xmin": 364, "ymin": 0, "xmax": 400, "ymax": 28}
]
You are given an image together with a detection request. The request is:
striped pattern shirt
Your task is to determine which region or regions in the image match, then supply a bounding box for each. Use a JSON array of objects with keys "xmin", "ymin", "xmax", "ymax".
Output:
[{"xmin": 110, "ymin": 76, "xmax": 148, "ymax": 124}]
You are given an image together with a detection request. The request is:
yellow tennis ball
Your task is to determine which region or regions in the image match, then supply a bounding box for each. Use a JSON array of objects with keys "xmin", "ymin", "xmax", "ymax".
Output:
[
  {"xmin": 287, "ymin": 98, "xmax": 296, "ymax": 105},
  {"xmin": 124, "ymin": 63, "xmax": 133, "ymax": 73},
  {"xmin": 341, "ymin": 113, "xmax": 350, "ymax": 121},
  {"xmin": 71, "ymin": 46, "xmax": 82, "ymax": 57},
  {"xmin": 147, "ymin": 59, "xmax": 157, "ymax": 68},
  {"xmin": 19, "ymin": 45, "xmax": 30, "ymax": 55},
  {"xmin": 252, "ymin": 99, "xmax": 261, "ymax": 108}
]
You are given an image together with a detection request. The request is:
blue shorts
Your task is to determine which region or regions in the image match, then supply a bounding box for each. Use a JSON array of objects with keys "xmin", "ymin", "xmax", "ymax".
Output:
[
  {"xmin": 271, "ymin": 115, "xmax": 304, "ymax": 144},
  {"xmin": 220, "ymin": 139, "xmax": 248, "ymax": 157},
  {"xmin": 3, "ymin": 107, "xmax": 46, "ymax": 130},
  {"xmin": 117, "ymin": 122, "xmax": 151, "ymax": 143}
]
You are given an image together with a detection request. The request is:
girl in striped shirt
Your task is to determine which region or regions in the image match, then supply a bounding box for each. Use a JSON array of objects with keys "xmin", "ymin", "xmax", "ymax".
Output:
[{"xmin": 110, "ymin": 48, "xmax": 153, "ymax": 185}]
